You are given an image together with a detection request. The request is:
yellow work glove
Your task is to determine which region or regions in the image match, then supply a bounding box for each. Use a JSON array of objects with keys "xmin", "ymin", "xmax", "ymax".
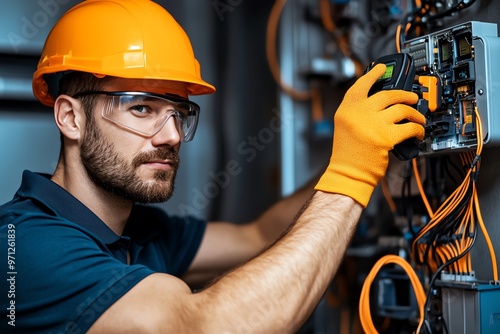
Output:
[{"xmin": 315, "ymin": 63, "xmax": 426, "ymax": 207}]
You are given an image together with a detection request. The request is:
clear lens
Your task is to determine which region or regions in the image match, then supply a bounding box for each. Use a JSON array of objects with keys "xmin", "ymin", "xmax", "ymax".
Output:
[
  {"xmin": 101, "ymin": 92, "xmax": 199, "ymax": 141},
  {"xmin": 73, "ymin": 91, "xmax": 200, "ymax": 141}
]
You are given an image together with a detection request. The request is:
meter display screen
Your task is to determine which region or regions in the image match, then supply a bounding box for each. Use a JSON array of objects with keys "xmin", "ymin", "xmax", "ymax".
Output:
[
  {"xmin": 380, "ymin": 64, "xmax": 395, "ymax": 80},
  {"xmin": 368, "ymin": 54, "xmax": 413, "ymax": 95}
]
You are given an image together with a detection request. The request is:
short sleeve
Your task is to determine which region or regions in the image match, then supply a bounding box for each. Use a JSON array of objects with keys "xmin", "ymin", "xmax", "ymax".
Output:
[
  {"xmin": 0, "ymin": 213, "xmax": 154, "ymax": 333},
  {"xmin": 126, "ymin": 206, "xmax": 207, "ymax": 277}
]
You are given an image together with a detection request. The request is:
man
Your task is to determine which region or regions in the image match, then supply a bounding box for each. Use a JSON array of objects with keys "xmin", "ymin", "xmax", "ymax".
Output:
[{"xmin": 0, "ymin": 0, "xmax": 425, "ymax": 332}]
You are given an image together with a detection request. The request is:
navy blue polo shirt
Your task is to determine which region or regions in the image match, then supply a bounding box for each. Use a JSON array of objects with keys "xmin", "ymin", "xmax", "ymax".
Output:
[{"xmin": 0, "ymin": 170, "xmax": 206, "ymax": 333}]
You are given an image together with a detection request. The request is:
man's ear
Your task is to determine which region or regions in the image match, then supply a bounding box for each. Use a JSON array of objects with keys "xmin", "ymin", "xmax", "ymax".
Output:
[{"xmin": 53, "ymin": 95, "xmax": 86, "ymax": 141}]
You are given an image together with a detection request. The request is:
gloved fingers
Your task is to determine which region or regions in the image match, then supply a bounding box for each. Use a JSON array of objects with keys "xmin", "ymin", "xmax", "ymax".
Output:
[
  {"xmin": 392, "ymin": 121, "xmax": 426, "ymax": 142},
  {"xmin": 345, "ymin": 63, "xmax": 387, "ymax": 99},
  {"xmin": 383, "ymin": 104, "xmax": 426, "ymax": 126},
  {"xmin": 369, "ymin": 90, "xmax": 419, "ymax": 109}
]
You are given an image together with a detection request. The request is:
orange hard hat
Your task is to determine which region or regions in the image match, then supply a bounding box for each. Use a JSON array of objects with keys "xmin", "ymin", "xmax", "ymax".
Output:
[{"xmin": 32, "ymin": 0, "xmax": 216, "ymax": 106}]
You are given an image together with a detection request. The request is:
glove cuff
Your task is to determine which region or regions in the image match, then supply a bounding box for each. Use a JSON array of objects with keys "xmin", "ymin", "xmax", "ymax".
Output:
[{"xmin": 314, "ymin": 171, "xmax": 376, "ymax": 207}]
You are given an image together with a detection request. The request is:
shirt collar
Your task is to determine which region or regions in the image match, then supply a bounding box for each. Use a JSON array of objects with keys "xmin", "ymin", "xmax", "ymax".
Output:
[{"xmin": 17, "ymin": 170, "xmax": 122, "ymax": 244}]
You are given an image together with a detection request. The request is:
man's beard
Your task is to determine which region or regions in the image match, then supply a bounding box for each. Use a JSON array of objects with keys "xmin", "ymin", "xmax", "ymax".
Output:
[{"xmin": 80, "ymin": 120, "xmax": 179, "ymax": 204}]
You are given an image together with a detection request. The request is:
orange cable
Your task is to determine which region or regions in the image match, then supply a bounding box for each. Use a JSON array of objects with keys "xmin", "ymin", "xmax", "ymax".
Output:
[
  {"xmin": 413, "ymin": 158, "xmax": 434, "ymax": 218},
  {"xmin": 471, "ymin": 107, "xmax": 498, "ymax": 280},
  {"xmin": 381, "ymin": 176, "xmax": 397, "ymax": 213},
  {"xmin": 395, "ymin": 24, "xmax": 402, "ymax": 52},
  {"xmin": 411, "ymin": 106, "xmax": 495, "ymax": 281},
  {"xmin": 359, "ymin": 255, "xmax": 426, "ymax": 334},
  {"xmin": 266, "ymin": 0, "xmax": 312, "ymax": 101},
  {"xmin": 319, "ymin": 0, "xmax": 336, "ymax": 33},
  {"xmin": 319, "ymin": 0, "xmax": 364, "ymax": 77}
]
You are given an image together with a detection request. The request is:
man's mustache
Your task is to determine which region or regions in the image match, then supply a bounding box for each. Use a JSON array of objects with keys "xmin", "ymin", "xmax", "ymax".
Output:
[{"xmin": 132, "ymin": 147, "xmax": 180, "ymax": 169}]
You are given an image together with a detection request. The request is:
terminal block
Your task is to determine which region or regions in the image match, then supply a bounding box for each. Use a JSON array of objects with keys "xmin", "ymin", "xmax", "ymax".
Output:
[{"xmin": 402, "ymin": 21, "xmax": 500, "ymax": 155}]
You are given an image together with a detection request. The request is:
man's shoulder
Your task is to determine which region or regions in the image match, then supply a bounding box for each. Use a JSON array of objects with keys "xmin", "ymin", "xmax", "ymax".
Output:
[
  {"xmin": 0, "ymin": 194, "xmax": 110, "ymax": 255},
  {"xmin": 0, "ymin": 171, "xmax": 59, "ymax": 222},
  {"xmin": 0, "ymin": 194, "xmax": 57, "ymax": 229},
  {"xmin": 0, "ymin": 203, "xmax": 153, "ymax": 333}
]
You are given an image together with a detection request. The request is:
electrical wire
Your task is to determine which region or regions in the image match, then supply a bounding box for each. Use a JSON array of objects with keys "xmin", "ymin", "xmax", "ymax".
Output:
[
  {"xmin": 361, "ymin": 1, "xmax": 490, "ymax": 332},
  {"xmin": 266, "ymin": 0, "xmax": 367, "ymax": 125},
  {"xmin": 402, "ymin": 160, "xmax": 418, "ymax": 237},
  {"xmin": 266, "ymin": 0, "xmax": 327, "ymax": 126},
  {"xmin": 270, "ymin": 0, "xmax": 494, "ymax": 329},
  {"xmin": 427, "ymin": 0, "xmax": 477, "ymax": 22},
  {"xmin": 266, "ymin": 0, "xmax": 313, "ymax": 101},
  {"xmin": 381, "ymin": 176, "xmax": 398, "ymax": 214},
  {"xmin": 412, "ymin": 107, "xmax": 497, "ymax": 280},
  {"xmin": 413, "ymin": 159, "xmax": 434, "ymax": 219},
  {"xmin": 410, "ymin": 107, "xmax": 499, "ymax": 332},
  {"xmin": 361, "ymin": 107, "xmax": 497, "ymax": 333},
  {"xmin": 359, "ymin": 255, "xmax": 427, "ymax": 334},
  {"xmin": 395, "ymin": 0, "xmax": 478, "ymax": 51},
  {"xmin": 396, "ymin": 0, "xmax": 429, "ymax": 51},
  {"xmin": 412, "ymin": 153, "xmax": 475, "ymax": 273},
  {"xmin": 421, "ymin": 229, "xmax": 477, "ymax": 332},
  {"xmin": 474, "ymin": 187, "xmax": 498, "ymax": 280},
  {"xmin": 318, "ymin": 0, "xmax": 365, "ymax": 77}
]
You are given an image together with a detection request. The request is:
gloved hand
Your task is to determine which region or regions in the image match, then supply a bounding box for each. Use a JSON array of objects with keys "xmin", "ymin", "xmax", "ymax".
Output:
[{"xmin": 315, "ymin": 63, "xmax": 426, "ymax": 207}]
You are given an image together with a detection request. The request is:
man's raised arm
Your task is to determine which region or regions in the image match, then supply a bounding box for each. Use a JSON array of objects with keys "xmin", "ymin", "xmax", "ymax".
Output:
[{"xmin": 88, "ymin": 63, "xmax": 425, "ymax": 333}]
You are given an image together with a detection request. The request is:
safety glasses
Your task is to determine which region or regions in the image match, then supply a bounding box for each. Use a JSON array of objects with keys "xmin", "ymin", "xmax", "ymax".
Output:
[{"xmin": 72, "ymin": 91, "xmax": 200, "ymax": 141}]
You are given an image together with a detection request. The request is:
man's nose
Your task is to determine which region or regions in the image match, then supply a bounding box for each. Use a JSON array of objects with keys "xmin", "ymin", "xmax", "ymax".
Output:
[{"xmin": 151, "ymin": 116, "xmax": 181, "ymax": 147}]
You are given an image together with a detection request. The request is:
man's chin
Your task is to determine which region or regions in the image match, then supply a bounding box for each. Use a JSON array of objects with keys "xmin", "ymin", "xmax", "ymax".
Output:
[
  {"xmin": 130, "ymin": 178, "xmax": 175, "ymax": 203},
  {"xmin": 127, "ymin": 186, "xmax": 174, "ymax": 204},
  {"xmin": 136, "ymin": 165, "xmax": 176, "ymax": 181}
]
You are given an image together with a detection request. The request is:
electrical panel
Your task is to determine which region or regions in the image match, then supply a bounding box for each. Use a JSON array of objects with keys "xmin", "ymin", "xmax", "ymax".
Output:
[{"xmin": 402, "ymin": 21, "xmax": 500, "ymax": 155}]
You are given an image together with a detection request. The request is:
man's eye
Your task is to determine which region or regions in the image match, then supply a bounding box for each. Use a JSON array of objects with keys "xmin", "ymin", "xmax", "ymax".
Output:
[{"xmin": 129, "ymin": 105, "xmax": 151, "ymax": 115}]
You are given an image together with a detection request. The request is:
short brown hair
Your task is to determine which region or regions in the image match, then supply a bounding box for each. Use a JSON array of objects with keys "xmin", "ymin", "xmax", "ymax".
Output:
[
  {"xmin": 49, "ymin": 72, "xmax": 112, "ymax": 145},
  {"xmin": 57, "ymin": 72, "xmax": 112, "ymax": 119}
]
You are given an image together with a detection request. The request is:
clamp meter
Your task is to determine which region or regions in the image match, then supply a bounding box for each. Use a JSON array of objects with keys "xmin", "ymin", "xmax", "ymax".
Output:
[{"xmin": 366, "ymin": 53, "xmax": 420, "ymax": 160}]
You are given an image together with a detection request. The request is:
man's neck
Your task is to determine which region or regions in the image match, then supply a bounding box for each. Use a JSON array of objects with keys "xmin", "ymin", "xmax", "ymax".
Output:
[{"xmin": 51, "ymin": 162, "xmax": 133, "ymax": 235}]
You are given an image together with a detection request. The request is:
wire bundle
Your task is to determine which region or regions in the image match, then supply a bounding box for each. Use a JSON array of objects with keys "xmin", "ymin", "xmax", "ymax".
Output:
[
  {"xmin": 396, "ymin": 0, "xmax": 478, "ymax": 52},
  {"xmin": 410, "ymin": 108, "xmax": 498, "ymax": 332},
  {"xmin": 412, "ymin": 152, "xmax": 480, "ymax": 277},
  {"xmin": 360, "ymin": 107, "xmax": 498, "ymax": 333},
  {"xmin": 359, "ymin": 255, "xmax": 427, "ymax": 334},
  {"xmin": 412, "ymin": 108, "xmax": 497, "ymax": 281}
]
